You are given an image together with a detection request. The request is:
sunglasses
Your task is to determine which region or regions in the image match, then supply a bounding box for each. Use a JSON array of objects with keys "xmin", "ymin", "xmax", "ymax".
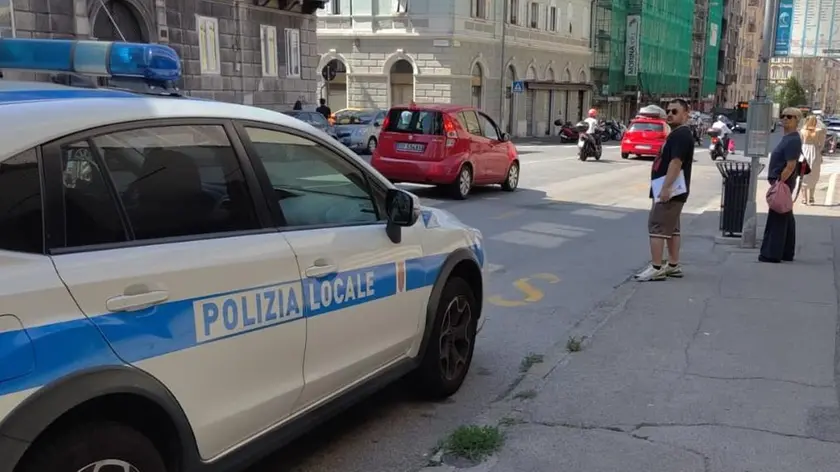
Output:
[
  {"xmin": 781, "ymin": 114, "xmax": 797, "ymax": 119},
  {"xmin": 666, "ymin": 108, "xmax": 681, "ymax": 115}
]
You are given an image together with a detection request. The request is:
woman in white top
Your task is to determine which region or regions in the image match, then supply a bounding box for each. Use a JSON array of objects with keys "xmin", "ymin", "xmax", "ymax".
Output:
[{"xmin": 799, "ymin": 115, "xmax": 826, "ymax": 205}]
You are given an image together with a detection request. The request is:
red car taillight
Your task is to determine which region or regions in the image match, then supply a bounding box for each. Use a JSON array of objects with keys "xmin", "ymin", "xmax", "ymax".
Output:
[
  {"xmin": 443, "ymin": 115, "xmax": 457, "ymax": 147},
  {"xmin": 381, "ymin": 114, "xmax": 390, "ymax": 130}
]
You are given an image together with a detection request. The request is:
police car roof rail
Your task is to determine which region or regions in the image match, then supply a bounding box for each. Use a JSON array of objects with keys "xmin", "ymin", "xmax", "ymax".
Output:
[{"xmin": 0, "ymin": 38, "xmax": 183, "ymax": 95}]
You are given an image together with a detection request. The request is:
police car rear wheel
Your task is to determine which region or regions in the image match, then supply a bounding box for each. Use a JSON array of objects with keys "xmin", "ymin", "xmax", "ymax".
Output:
[
  {"xmin": 18, "ymin": 421, "xmax": 167, "ymax": 472},
  {"xmin": 414, "ymin": 277, "xmax": 477, "ymax": 399}
]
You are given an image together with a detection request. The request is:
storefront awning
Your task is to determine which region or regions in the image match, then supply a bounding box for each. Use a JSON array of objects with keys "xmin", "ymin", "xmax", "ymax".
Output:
[{"xmin": 525, "ymin": 81, "xmax": 592, "ymax": 91}]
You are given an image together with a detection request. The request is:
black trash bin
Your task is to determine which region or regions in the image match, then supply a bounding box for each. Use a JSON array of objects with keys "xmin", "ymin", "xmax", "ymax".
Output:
[{"xmin": 715, "ymin": 161, "xmax": 765, "ymax": 237}]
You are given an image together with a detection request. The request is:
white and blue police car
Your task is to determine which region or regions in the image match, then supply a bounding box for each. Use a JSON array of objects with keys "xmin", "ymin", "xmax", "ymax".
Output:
[{"xmin": 0, "ymin": 38, "xmax": 486, "ymax": 472}]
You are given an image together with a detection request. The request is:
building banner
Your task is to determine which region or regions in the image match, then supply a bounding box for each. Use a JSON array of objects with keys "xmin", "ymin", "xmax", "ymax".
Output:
[
  {"xmin": 773, "ymin": 1, "xmax": 794, "ymax": 56},
  {"xmin": 625, "ymin": 15, "xmax": 640, "ymax": 77}
]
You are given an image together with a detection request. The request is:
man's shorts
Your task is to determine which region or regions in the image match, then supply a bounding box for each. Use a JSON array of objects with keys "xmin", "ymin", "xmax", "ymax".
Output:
[{"xmin": 648, "ymin": 200, "xmax": 685, "ymax": 239}]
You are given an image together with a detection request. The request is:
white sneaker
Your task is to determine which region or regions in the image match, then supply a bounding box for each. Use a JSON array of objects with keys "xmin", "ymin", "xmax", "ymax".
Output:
[
  {"xmin": 663, "ymin": 263, "xmax": 683, "ymax": 278},
  {"xmin": 634, "ymin": 264, "xmax": 667, "ymax": 281}
]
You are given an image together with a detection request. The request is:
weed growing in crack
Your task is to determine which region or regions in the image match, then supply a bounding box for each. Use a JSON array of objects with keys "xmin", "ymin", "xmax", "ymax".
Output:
[
  {"xmin": 513, "ymin": 389, "xmax": 537, "ymax": 400},
  {"xmin": 519, "ymin": 352, "xmax": 544, "ymax": 373},
  {"xmin": 566, "ymin": 335, "xmax": 586, "ymax": 352},
  {"xmin": 443, "ymin": 425, "xmax": 504, "ymax": 462}
]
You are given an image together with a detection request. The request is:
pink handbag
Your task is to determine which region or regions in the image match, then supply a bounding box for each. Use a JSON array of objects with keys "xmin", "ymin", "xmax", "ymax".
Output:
[{"xmin": 766, "ymin": 181, "xmax": 793, "ymax": 213}]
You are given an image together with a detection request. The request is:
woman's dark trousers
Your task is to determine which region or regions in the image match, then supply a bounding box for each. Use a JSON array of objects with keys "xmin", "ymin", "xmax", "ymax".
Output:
[{"xmin": 760, "ymin": 209, "xmax": 796, "ymax": 261}]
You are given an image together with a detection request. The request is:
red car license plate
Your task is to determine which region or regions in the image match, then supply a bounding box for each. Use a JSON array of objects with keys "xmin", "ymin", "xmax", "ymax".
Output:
[{"xmin": 396, "ymin": 142, "xmax": 426, "ymax": 152}]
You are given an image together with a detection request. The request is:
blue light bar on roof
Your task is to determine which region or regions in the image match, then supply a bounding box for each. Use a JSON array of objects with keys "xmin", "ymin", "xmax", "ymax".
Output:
[{"xmin": 0, "ymin": 38, "xmax": 181, "ymax": 82}]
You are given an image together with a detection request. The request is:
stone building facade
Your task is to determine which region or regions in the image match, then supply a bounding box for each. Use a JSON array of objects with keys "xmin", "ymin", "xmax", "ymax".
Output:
[
  {"xmin": 316, "ymin": 0, "xmax": 593, "ymax": 137},
  {"xmin": 731, "ymin": 0, "xmax": 763, "ymax": 105},
  {"xmin": 4, "ymin": 0, "xmax": 322, "ymax": 110},
  {"xmin": 770, "ymin": 57, "xmax": 840, "ymax": 113}
]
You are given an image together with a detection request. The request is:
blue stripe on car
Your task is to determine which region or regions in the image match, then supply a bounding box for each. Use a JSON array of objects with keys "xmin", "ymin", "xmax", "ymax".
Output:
[{"xmin": 0, "ymin": 248, "xmax": 483, "ymax": 398}]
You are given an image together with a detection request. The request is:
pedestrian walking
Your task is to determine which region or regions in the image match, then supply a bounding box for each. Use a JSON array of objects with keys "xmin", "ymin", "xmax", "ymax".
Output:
[
  {"xmin": 799, "ymin": 114, "xmax": 825, "ymax": 205},
  {"xmin": 293, "ymin": 100, "xmax": 302, "ymax": 110},
  {"xmin": 315, "ymin": 98, "xmax": 332, "ymax": 119},
  {"xmin": 759, "ymin": 107, "xmax": 803, "ymax": 263},
  {"xmin": 635, "ymin": 99, "xmax": 695, "ymax": 281}
]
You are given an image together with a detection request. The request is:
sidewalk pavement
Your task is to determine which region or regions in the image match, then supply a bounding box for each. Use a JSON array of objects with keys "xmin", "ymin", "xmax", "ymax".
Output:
[{"xmin": 423, "ymin": 179, "xmax": 840, "ymax": 471}]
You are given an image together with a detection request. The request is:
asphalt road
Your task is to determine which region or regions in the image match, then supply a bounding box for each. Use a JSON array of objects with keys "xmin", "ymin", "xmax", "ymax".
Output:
[{"xmin": 247, "ymin": 136, "xmax": 763, "ymax": 472}]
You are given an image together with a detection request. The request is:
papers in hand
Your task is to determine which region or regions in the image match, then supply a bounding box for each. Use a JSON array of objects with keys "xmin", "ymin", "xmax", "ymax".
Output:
[{"xmin": 651, "ymin": 171, "xmax": 687, "ymax": 201}]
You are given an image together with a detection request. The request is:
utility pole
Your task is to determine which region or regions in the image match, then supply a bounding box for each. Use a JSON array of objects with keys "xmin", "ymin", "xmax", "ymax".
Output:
[
  {"xmin": 498, "ymin": 0, "xmax": 509, "ymax": 131},
  {"xmin": 740, "ymin": 0, "xmax": 779, "ymax": 248}
]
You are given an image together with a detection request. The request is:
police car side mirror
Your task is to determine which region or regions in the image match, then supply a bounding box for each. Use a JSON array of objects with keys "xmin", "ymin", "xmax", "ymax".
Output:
[{"xmin": 385, "ymin": 189, "xmax": 420, "ymax": 243}]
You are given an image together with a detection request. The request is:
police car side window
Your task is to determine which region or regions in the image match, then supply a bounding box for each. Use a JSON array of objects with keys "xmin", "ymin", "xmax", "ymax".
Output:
[
  {"xmin": 0, "ymin": 149, "xmax": 43, "ymax": 253},
  {"xmin": 81, "ymin": 125, "xmax": 260, "ymax": 243},
  {"xmin": 243, "ymin": 127, "xmax": 379, "ymax": 227},
  {"xmin": 60, "ymin": 141, "xmax": 129, "ymax": 247}
]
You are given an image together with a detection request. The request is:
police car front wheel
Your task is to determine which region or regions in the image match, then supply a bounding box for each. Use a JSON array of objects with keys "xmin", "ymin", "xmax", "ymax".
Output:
[
  {"xmin": 413, "ymin": 277, "xmax": 477, "ymax": 399},
  {"xmin": 17, "ymin": 421, "xmax": 167, "ymax": 472}
]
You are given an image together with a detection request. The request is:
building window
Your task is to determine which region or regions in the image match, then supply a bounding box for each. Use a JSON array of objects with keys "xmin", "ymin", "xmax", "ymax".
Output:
[
  {"xmin": 260, "ymin": 25, "xmax": 278, "ymax": 77},
  {"xmin": 285, "ymin": 28, "xmax": 301, "ymax": 78},
  {"xmin": 529, "ymin": 2, "xmax": 539, "ymax": 28},
  {"xmin": 509, "ymin": 0, "xmax": 519, "ymax": 24},
  {"xmin": 197, "ymin": 15, "xmax": 220, "ymax": 75},
  {"xmin": 567, "ymin": 2, "xmax": 573, "ymax": 35},
  {"xmin": 396, "ymin": 0, "xmax": 409, "ymax": 13},
  {"xmin": 471, "ymin": 0, "xmax": 486, "ymax": 19},
  {"xmin": 330, "ymin": 0, "xmax": 340, "ymax": 14},
  {"xmin": 0, "ymin": 0, "xmax": 15, "ymax": 38},
  {"xmin": 548, "ymin": 6, "xmax": 557, "ymax": 31}
]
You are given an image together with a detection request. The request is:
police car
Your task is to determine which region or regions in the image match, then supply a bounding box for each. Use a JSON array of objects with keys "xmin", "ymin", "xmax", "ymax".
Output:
[{"xmin": 0, "ymin": 39, "xmax": 486, "ymax": 472}]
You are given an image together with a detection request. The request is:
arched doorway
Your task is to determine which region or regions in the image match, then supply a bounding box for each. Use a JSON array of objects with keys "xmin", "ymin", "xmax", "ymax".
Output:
[
  {"xmin": 525, "ymin": 65, "xmax": 538, "ymax": 136},
  {"xmin": 92, "ymin": 0, "xmax": 145, "ymax": 42},
  {"xmin": 389, "ymin": 59, "xmax": 414, "ymax": 106},
  {"xmin": 545, "ymin": 68, "xmax": 556, "ymax": 135},
  {"xmin": 471, "ymin": 63, "xmax": 483, "ymax": 109},
  {"xmin": 505, "ymin": 65, "xmax": 517, "ymax": 134},
  {"xmin": 577, "ymin": 70, "xmax": 588, "ymax": 122},
  {"xmin": 321, "ymin": 59, "xmax": 347, "ymax": 109}
]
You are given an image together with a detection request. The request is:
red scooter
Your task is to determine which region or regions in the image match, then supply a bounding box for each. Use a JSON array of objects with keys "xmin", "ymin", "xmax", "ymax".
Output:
[{"xmin": 554, "ymin": 119, "xmax": 580, "ymax": 143}]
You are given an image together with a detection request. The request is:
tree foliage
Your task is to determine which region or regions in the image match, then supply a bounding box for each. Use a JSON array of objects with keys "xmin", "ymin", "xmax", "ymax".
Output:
[{"xmin": 773, "ymin": 77, "xmax": 808, "ymax": 109}]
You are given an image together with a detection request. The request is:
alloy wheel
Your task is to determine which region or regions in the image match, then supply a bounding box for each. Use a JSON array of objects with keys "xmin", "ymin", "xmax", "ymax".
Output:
[
  {"xmin": 438, "ymin": 295, "xmax": 473, "ymax": 381},
  {"xmin": 78, "ymin": 460, "xmax": 141, "ymax": 472},
  {"xmin": 459, "ymin": 168, "xmax": 471, "ymax": 197},
  {"xmin": 507, "ymin": 164, "xmax": 519, "ymax": 188}
]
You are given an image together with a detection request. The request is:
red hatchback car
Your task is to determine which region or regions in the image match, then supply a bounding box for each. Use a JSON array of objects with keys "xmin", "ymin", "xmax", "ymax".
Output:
[
  {"xmin": 371, "ymin": 104, "xmax": 520, "ymax": 199},
  {"xmin": 620, "ymin": 116, "xmax": 670, "ymax": 159}
]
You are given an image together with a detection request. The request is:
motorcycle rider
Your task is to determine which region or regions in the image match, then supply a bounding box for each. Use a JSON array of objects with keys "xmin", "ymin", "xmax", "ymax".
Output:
[
  {"xmin": 711, "ymin": 115, "xmax": 732, "ymax": 156},
  {"xmin": 584, "ymin": 108, "xmax": 600, "ymax": 148}
]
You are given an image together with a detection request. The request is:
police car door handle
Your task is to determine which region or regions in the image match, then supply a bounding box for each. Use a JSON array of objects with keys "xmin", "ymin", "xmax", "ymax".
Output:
[
  {"xmin": 105, "ymin": 290, "xmax": 170, "ymax": 313},
  {"xmin": 305, "ymin": 259, "xmax": 338, "ymax": 278}
]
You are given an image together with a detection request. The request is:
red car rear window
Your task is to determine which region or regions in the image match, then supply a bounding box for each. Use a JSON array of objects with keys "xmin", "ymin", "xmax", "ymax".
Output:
[
  {"xmin": 385, "ymin": 108, "xmax": 443, "ymax": 135},
  {"xmin": 629, "ymin": 122, "xmax": 664, "ymax": 132}
]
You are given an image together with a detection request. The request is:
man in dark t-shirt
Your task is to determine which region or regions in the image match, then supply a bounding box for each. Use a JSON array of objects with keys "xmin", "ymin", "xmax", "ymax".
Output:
[
  {"xmin": 636, "ymin": 98, "xmax": 695, "ymax": 281},
  {"xmin": 316, "ymin": 98, "xmax": 332, "ymax": 119}
]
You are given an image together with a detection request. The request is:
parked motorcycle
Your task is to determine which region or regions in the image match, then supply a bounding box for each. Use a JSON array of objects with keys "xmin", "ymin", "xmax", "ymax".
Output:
[
  {"xmin": 575, "ymin": 121, "xmax": 602, "ymax": 161},
  {"xmin": 554, "ymin": 119, "xmax": 580, "ymax": 143},
  {"xmin": 603, "ymin": 119, "xmax": 624, "ymax": 141},
  {"xmin": 707, "ymin": 128, "xmax": 728, "ymax": 161}
]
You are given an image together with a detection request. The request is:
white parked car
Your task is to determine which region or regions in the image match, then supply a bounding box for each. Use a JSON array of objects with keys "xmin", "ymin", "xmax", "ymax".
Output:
[{"xmin": 0, "ymin": 38, "xmax": 486, "ymax": 472}]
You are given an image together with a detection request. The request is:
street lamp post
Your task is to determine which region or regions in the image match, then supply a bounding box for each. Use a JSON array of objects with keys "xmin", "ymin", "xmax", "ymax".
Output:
[{"xmin": 740, "ymin": 0, "xmax": 780, "ymax": 248}]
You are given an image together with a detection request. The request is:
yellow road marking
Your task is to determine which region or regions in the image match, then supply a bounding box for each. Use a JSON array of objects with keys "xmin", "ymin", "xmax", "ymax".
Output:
[
  {"xmin": 491, "ymin": 210, "xmax": 520, "ymax": 220},
  {"xmin": 487, "ymin": 273, "xmax": 562, "ymax": 307}
]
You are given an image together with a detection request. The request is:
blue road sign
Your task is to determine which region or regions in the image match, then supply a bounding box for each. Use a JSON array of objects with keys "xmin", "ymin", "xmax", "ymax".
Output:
[{"xmin": 512, "ymin": 80, "xmax": 525, "ymax": 93}]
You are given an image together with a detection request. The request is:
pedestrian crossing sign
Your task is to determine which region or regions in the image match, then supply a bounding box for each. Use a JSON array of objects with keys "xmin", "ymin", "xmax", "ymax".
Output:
[{"xmin": 512, "ymin": 81, "xmax": 525, "ymax": 93}]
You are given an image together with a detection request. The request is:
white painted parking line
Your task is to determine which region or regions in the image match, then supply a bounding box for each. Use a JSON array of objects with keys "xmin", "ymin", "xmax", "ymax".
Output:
[
  {"xmin": 519, "ymin": 222, "xmax": 592, "ymax": 238},
  {"xmin": 570, "ymin": 208, "xmax": 628, "ymax": 220},
  {"xmin": 490, "ymin": 230, "xmax": 568, "ymax": 248}
]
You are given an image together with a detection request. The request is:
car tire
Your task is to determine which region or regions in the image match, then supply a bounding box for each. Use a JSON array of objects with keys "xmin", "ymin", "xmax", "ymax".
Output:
[
  {"xmin": 17, "ymin": 421, "xmax": 167, "ymax": 472},
  {"xmin": 449, "ymin": 165, "xmax": 472, "ymax": 200},
  {"xmin": 501, "ymin": 161, "xmax": 519, "ymax": 191},
  {"xmin": 412, "ymin": 277, "xmax": 478, "ymax": 399},
  {"xmin": 366, "ymin": 137, "xmax": 378, "ymax": 154},
  {"xmin": 621, "ymin": 153, "xmax": 629, "ymax": 159}
]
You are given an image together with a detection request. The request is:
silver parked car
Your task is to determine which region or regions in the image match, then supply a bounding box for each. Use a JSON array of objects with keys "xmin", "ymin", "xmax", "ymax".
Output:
[
  {"xmin": 334, "ymin": 109, "xmax": 386, "ymax": 154},
  {"xmin": 282, "ymin": 110, "xmax": 338, "ymax": 139}
]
